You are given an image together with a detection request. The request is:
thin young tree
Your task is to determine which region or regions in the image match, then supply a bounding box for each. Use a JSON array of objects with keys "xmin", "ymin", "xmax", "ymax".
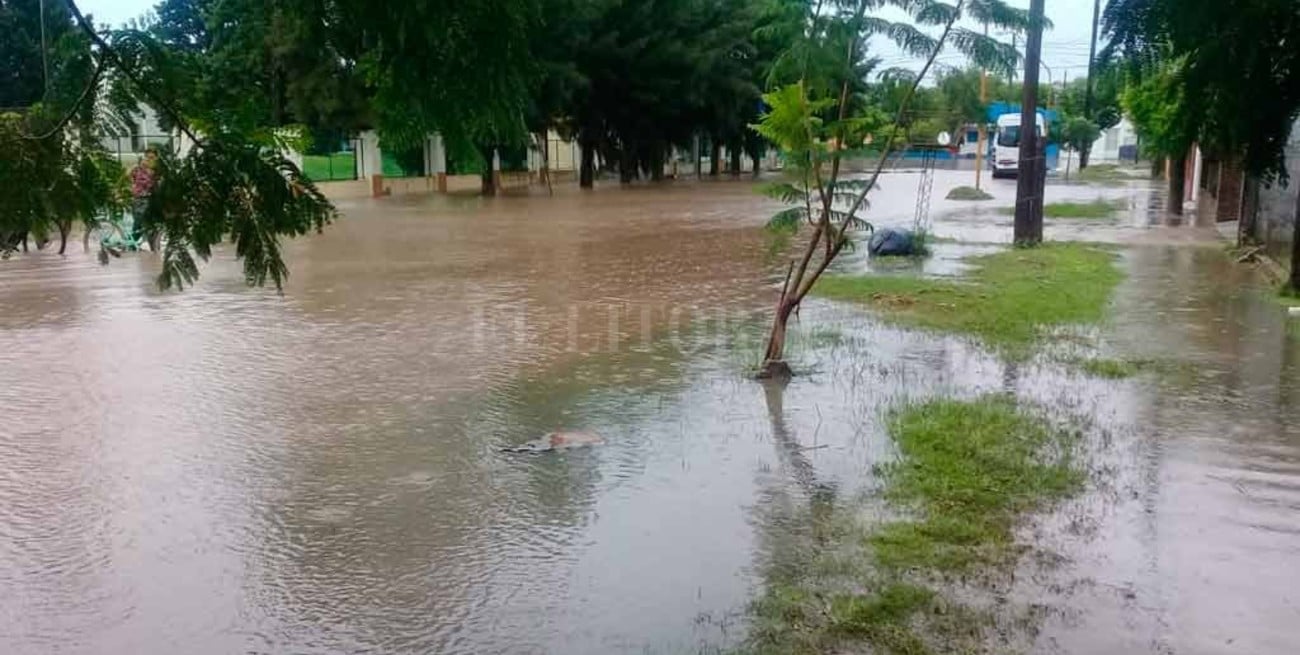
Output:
[{"xmin": 753, "ymin": 0, "xmax": 1022, "ymax": 378}]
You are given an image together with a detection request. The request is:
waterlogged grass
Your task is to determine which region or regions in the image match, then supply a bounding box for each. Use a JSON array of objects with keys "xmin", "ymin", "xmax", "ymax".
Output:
[
  {"xmin": 873, "ymin": 397, "xmax": 1083, "ymax": 573},
  {"xmin": 738, "ymin": 397, "xmax": 1085, "ymax": 654},
  {"xmin": 747, "ymin": 580, "xmax": 939, "ymax": 655},
  {"xmin": 725, "ymin": 321, "xmax": 848, "ymax": 374},
  {"xmin": 1076, "ymin": 163, "xmax": 1140, "ymax": 184},
  {"xmin": 1068, "ymin": 356, "xmax": 1154, "ymax": 379},
  {"xmin": 945, "ymin": 185, "xmax": 994, "ymax": 201},
  {"xmin": 1078, "ymin": 357, "xmax": 1147, "ymax": 378},
  {"xmin": 1044, "ymin": 198, "xmax": 1126, "ymax": 218},
  {"xmin": 813, "ymin": 243, "xmax": 1123, "ymax": 355},
  {"xmin": 998, "ymin": 198, "xmax": 1125, "ymax": 219}
]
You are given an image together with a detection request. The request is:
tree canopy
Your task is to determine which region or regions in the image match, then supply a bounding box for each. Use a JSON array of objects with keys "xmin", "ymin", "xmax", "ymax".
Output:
[
  {"xmin": 1104, "ymin": 0, "xmax": 1300, "ymax": 181},
  {"xmin": 4, "ymin": 0, "xmax": 1031, "ymax": 288}
]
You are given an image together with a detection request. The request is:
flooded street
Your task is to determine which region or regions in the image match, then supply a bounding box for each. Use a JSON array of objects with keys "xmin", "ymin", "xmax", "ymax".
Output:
[{"xmin": 2, "ymin": 173, "xmax": 1299, "ymax": 654}]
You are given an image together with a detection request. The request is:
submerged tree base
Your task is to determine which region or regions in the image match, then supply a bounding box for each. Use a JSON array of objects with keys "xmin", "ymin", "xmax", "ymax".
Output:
[{"xmin": 755, "ymin": 360, "xmax": 794, "ymax": 380}]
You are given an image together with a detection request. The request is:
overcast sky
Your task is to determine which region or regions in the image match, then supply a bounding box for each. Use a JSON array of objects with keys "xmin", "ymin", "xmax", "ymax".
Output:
[{"xmin": 79, "ymin": 0, "xmax": 1102, "ymax": 83}]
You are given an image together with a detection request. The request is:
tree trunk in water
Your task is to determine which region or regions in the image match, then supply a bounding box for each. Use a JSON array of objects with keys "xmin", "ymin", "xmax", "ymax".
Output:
[
  {"xmin": 709, "ymin": 142, "xmax": 721, "ymax": 176},
  {"xmin": 619, "ymin": 148, "xmax": 636, "ymax": 184},
  {"xmin": 579, "ymin": 139, "xmax": 595, "ymax": 189},
  {"xmin": 1290, "ymin": 184, "xmax": 1300, "ymax": 292},
  {"xmin": 729, "ymin": 146, "xmax": 742, "ymax": 177},
  {"xmin": 1241, "ymin": 177, "xmax": 1261, "ymax": 242},
  {"xmin": 539, "ymin": 133, "xmax": 551, "ymax": 191},
  {"xmin": 751, "ymin": 150, "xmax": 761, "ymax": 177},
  {"xmin": 758, "ymin": 300, "xmax": 795, "ymax": 379},
  {"xmin": 479, "ymin": 145, "xmax": 497, "ymax": 196},
  {"xmin": 58, "ymin": 222, "xmax": 70, "ymax": 255},
  {"xmin": 649, "ymin": 145, "xmax": 664, "ymax": 181},
  {"xmin": 1079, "ymin": 142, "xmax": 1091, "ymax": 170},
  {"xmin": 1167, "ymin": 152, "xmax": 1186, "ymax": 216}
]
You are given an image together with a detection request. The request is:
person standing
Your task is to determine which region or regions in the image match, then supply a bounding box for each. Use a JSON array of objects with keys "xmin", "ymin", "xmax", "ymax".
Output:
[{"xmin": 129, "ymin": 148, "xmax": 159, "ymax": 248}]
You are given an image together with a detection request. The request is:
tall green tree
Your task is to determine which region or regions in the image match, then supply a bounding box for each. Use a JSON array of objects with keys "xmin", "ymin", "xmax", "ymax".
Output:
[
  {"xmin": 2, "ymin": 0, "xmax": 337, "ymax": 289},
  {"xmin": 1, "ymin": 0, "xmax": 129, "ymax": 255},
  {"xmin": 549, "ymin": 0, "xmax": 769, "ymax": 188},
  {"xmin": 144, "ymin": 0, "xmax": 369, "ymax": 135},
  {"xmin": 1106, "ymin": 0, "xmax": 1300, "ymax": 284},
  {"xmin": 1105, "ymin": 0, "xmax": 1300, "ymax": 182}
]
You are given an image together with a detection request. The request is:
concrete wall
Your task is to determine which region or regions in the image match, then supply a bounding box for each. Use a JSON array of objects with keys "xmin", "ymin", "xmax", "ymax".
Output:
[{"xmin": 1251, "ymin": 120, "xmax": 1300, "ymax": 260}]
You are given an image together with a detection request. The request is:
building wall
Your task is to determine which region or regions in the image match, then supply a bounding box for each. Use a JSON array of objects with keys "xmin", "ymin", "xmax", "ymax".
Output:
[
  {"xmin": 1088, "ymin": 118, "xmax": 1139, "ymax": 163},
  {"xmin": 1251, "ymin": 120, "xmax": 1300, "ymax": 261},
  {"xmin": 101, "ymin": 105, "xmax": 170, "ymax": 166}
]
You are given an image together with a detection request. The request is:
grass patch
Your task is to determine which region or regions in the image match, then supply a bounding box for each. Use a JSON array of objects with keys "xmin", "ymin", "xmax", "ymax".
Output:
[
  {"xmin": 945, "ymin": 186, "xmax": 994, "ymax": 201},
  {"xmin": 1078, "ymin": 358, "xmax": 1145, "ymax": 378},
  {"xmin": 737, "ymin": 397, "xmax": 1084, "ymax": 654},
  {"xmin": 746, "ymin": 577, "xmax": 939, "ymax": 655},
  {"xmin": 1070, "ymin": 356, "xmax": 1152, "ymax": 379},
  {"xmin": 1043, "ymin": 198, "xmax": 1126, "ymax": 218},
  {"xmin": 724, "ymin": 320, "xmax": 848, "ymax": 375},
  {"xmin": 813, "ymin": 242, "xmax": 1123, "ymax": 355},
  {"xmin": 873, "ymin": 397, "xmax": 1083, "ymax": 573},
  {"xmin": 302, "ymin": 153, "xmax": 357, "ymax": 181},
  {"xmin": 1275, "ymin": 287, "xmax": 1300, "ymax": 306},
  {"xmin": 998, "ymin": 198, "xmax": 1124, "ymax": 219},
  {"xmin": 1076, "ymin": 163, "xmax": 1141, "ymax": 184}
]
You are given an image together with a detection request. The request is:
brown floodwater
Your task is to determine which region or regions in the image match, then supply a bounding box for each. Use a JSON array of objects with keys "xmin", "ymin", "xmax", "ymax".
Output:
[{"xmin": 2, "ymin": 174, "xmax": 1298, "ymax": 654}]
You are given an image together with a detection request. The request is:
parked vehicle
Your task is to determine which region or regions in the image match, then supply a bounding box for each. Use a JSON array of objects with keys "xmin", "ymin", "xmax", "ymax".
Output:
[{"xmin": 992, "ymin": 112, "xmax": 1047, "ymax": 179}]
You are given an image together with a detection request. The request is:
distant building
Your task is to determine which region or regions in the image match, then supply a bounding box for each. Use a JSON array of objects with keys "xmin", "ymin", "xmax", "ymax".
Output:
[
  {"xmin": 1088, "ymin": 118, "xmax": 1139, "ymax": 164},
  {"xmin": 100, "ymin": 105, "xmax": 174, "ymax": 166}
]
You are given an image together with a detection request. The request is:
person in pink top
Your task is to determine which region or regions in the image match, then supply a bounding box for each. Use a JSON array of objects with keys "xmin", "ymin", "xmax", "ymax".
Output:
[{"xmin": 128, "ymin": 149, "xmax": 159, "ymax": 244}]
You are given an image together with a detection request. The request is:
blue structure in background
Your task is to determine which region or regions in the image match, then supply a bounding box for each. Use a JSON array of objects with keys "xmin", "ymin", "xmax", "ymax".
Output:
[
  {"xmin": 892, "ymin": 102, "xmax": 1063, "ymax": 170},
  {"xmin": 986, "ymin": 102, "xmax": 1060, "ymax": 171}
]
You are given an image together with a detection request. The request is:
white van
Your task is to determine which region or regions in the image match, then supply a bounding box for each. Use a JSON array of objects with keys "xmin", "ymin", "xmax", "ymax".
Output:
[{"xmin": 992, "ymin": 112, "xmax": 1047, "ymax": 179}]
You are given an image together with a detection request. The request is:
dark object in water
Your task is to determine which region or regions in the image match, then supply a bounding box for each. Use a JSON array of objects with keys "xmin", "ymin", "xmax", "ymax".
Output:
[
  {"xmin": 868, "ymin": 228, "xmax": 918, "ymax": 257},
  {"xmin": 501, "ymin": 431, "xmax": 605, "ymax": 454}
]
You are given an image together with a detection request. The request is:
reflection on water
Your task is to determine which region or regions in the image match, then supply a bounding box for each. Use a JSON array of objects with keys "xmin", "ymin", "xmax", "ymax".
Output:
[
  {"xmin": 1032, "ymin": 245, "xmax": 1300, "ymax": 655},
  {"xmin": 2, "ymin": 179, "xmax": 1299, "ymax": 654}
]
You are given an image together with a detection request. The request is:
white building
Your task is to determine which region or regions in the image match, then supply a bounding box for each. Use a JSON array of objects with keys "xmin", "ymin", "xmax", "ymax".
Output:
[
  {"xmin": 1088, "ymin": 117, "xmax": 1139, "ymax": 164},
  {"xmin": 100, "ymin": 105, "xmax": 174, "ymax": 166}
]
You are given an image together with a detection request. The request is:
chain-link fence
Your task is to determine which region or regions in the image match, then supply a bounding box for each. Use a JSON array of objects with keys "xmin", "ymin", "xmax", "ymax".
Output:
[{"xmin": 303, "ymin": 139, "xmax": 360, "ymax": 182}]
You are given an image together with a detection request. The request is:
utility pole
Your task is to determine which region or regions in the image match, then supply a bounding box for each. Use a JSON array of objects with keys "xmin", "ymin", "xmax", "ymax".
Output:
[
  {"xmin": 1009, "ymin": 33, "xmax": 1018, "ymax": 90},
  {"xmin": 1081, "ymin": 0, "xmax": 1102, "ymax": 169},
  {"xmin": 974, "ymin": 24, "xmax": 989, "ymax": 191},
  {"xmin": 1014, "ymin": 0, "xmax": 1046, "ymax": 246}
]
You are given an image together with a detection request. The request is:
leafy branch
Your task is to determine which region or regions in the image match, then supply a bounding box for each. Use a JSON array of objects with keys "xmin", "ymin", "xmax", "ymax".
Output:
[{"xmin": 752, "ymin": 0, "xmax": 1021, "ymax": 377}]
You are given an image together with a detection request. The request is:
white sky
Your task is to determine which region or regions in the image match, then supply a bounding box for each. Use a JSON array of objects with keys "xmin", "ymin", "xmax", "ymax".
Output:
[
  {"xmin": 873, "ymin": 0, "xmax": 1103, "ymax": 85},
  {"xmin": 79, "ymin": 0, "xmax": 1101, "ymax": 83}
]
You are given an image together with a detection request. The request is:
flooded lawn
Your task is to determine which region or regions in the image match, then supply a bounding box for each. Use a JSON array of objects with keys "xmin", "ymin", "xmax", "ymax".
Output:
[{"xmin": 1, "ymin": 173, "xmax": 1298, "ymax": 654}]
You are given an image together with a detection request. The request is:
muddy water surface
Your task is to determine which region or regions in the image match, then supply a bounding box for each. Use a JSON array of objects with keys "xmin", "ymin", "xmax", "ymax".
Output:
[{"xmin": 2, "ymin": 175, "xmax": 1298, "ymax": 654}]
